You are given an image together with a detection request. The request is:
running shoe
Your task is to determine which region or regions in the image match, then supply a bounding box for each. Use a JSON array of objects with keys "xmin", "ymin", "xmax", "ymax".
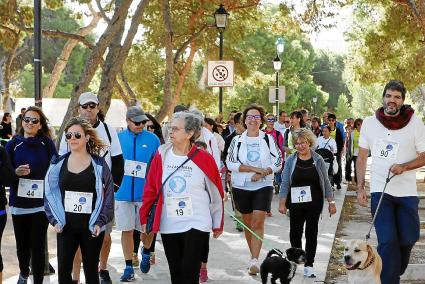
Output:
[
  {"xmin": 17, "ymin": 274, "xmax": 28, "ymax": 284},
  {"xmin": 120, "ymin": 266, "xmax": 135, "ymax": 282},
  {"xmin": 140, "ymin": 247, "xmax": 151, "ymax": 273},
  {"xmin": 199, "ymin": 267, "xmax": 208, "ymax": 283},
  {"xmin": 304, "ymin": 266, "xmax": 316, "ymax": 278},
  {"xmin": 248, "ymin": 258, "xmax": 260, "ymax": 275},
  {"xmin": 99, "ymin": 269, "xmax": 112, "ymax": 284}
]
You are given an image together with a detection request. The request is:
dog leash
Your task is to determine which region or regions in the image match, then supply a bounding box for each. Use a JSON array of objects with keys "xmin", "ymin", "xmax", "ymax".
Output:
[
  {"xmin": 365, "ymin": 167, "xmax": 395, "ymax": 240},
  {"xmin": 224, "ymin": 207, "xmax": 284, "ymax": 257}
]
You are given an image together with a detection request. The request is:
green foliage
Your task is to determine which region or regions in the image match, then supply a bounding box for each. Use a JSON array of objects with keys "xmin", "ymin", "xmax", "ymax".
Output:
[{"xmin": 335, "ymin": 93, "xmax": 353, "ymax": 119}]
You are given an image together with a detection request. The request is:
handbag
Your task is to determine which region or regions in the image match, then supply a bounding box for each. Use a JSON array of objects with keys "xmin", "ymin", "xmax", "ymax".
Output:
[
  {"xmin": 332, "ymin": 156, "xmax": 339, "ymax": 175},
  {"xmin": 142, "ymin": 148, "xmax": 199, "ymax": 249}
]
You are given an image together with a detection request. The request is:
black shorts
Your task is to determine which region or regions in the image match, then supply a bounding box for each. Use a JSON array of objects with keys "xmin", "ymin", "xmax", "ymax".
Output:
[{"xmin": 232, "ymin": 186, "xmax": 273, "ymax": 214}]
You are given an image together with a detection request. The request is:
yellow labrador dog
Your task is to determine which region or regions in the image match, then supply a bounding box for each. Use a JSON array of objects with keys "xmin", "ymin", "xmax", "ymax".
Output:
[{"xmin": 344, "ymin": 240, "xmax": 382, "ymax": 284}]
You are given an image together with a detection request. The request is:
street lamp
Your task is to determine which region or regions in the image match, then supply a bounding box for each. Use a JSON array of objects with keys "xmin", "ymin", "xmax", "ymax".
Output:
[
  {"xmin": 34, "ymin": 0, "xmax": 42, "ymax": 107},
  {"xmin": 312, "ymin": 96, "xmax": 317, "ymax": 115},
  {"xmin": 214, "ymin": 4, "xmax": 229, "ymax": 114},
  {"xmin": 273, "ymin": 37, "xmax": 284, "ymax": 116}
]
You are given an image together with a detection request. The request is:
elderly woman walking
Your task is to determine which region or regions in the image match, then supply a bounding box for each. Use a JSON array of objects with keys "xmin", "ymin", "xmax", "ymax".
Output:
[
  {"xmin": 139, "ymin": 111, "xmax": 224, "ymax": 284},
  {"xmin": 279, "ymin": 128, "xmax": 336, "ymax": 278}
]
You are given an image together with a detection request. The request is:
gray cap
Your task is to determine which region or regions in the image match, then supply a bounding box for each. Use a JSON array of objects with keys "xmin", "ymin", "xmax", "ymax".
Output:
[
  {"xmin": 126, "ymin": 106, "xmax": 148, "ymax": 123},
  {"xmin": 79, "ymin": 92, "xmax": 99, "ymax": 105}
]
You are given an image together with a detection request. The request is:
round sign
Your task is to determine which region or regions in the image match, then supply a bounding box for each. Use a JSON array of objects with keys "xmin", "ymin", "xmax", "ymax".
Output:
[{"xmin": 212, "ymin": 65, "xmax": 228, "ymax": 82}]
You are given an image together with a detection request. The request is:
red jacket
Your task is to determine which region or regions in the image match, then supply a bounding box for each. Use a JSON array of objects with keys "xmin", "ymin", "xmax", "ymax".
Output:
[{"xmin": 139, "ymin": 143, "xmax": 224, "ymax": 233}]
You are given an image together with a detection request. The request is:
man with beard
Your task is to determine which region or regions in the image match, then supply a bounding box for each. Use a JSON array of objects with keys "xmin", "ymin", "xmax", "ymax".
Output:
[{"xmin": 356, "ymin": 80, "xmax": 425, "ymax": 284}]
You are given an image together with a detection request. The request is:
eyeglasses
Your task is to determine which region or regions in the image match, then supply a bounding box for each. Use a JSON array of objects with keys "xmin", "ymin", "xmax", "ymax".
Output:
[
  {"xmin": 147, "ymin": 125, "xmax": 155, "ymax": 129},
  {"xmin": 65, "ymin": 132, "xmax": 82, "ymax": 140},
  {"xmin": 168, "ymin": 126, "xmax": 184, "ymax": 132},
  {"xmin": 23, "ymin": 117, "xmax": 40, "ymax": 124},
  {"xmin": 246, "ymin": 115, "xmax": 261, "ymax": 121},
  {"xmin": 131, "ymin": 120, "xmax": 148, "ymax": 126},
  {"xmin": 80, "ymin": 103, "xmax": 97, "ymax": 109},
  {"xmin": 328, "ymin": 119, "xmax": 335, "ymax": 122},
  {"xmin": 295, "ymin": 141, "xmax": 308, "ymax": 147},
  {"xmin": 266, "ymin": 118, "xmax": 275, "ymax": 123}
]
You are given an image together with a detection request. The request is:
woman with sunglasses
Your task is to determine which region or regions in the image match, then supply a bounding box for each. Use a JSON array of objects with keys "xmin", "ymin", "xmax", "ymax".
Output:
[
  {"xmin": 345, "ymin": 118, "xmax": 363, "ymax": 184},
  {"xmin": 45, "ymin": 117, "xmax": 114, "ymax": 284},
  {"xmin": 226, "ymin": 104, "xmax": 282, "ymax": 275},
  {"xmin": 145, "ymin": 113, "xmax": 165, "ymax": 144},
  {"xmin": 5, "ymin": 106, "xmax": 57, "ymax": 284},
  {"xmin": 139, "ymin": 111, "xmax": 224, "ymax": 284}
]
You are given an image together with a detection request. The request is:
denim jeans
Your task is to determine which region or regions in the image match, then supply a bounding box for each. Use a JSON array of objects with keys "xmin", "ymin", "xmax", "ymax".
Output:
[{"xmin": 371, "ymin": 193, "xmax": 419, "ymax": 284}]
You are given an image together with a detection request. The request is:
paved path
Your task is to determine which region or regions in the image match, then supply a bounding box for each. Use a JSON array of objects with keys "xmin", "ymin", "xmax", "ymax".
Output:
[{"xmin": 3, "ymin": 187, "xmax": 347, "ymax": 284}]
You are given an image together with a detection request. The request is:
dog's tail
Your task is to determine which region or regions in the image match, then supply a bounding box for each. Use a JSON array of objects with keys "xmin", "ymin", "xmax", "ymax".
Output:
[{"xmin": 266, "ymin": 249, "xmax": 283, "ymax": 258}]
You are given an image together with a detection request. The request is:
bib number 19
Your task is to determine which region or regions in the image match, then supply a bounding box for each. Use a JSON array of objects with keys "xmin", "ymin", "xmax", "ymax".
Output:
[{"xmin": 175, "ymin": 209, "xmax": 184, "ymax": 216}]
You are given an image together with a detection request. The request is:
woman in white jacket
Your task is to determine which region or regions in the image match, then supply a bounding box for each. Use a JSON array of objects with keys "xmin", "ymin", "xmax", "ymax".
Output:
[{"xmin": 226, "ymin": 104, "xmax": 282, "ymax": 275}]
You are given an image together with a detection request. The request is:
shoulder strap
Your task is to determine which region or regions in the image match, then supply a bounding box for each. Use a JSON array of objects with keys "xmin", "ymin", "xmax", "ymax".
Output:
[
  {"xmin": 236, "ymin": 138, "xmax": 242, "ymax": 163},
  {"xmin": 103, "ymin": 122, "xmax": 112, "ymax": 144},
  {"xmin": 263, "ymin": 134, "xmax": 276, "ymax": 158},
  {"xmin": 153, "ymin": 148, "xmax": 200, "ymax": 203}
]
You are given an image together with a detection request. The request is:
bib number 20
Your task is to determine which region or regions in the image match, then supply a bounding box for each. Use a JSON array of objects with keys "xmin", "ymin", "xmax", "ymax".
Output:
[{"xmin": 73, "ymin": 204, "xmax": 82, "ymax": 212}]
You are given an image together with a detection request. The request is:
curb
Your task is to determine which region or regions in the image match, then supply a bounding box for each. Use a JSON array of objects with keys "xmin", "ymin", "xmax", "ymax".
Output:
[{"xmin": 401, "ymin": 264, "xmax": 425, "ymax": 281}]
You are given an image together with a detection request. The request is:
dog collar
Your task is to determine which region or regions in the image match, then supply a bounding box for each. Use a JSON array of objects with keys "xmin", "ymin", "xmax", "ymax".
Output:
[{"xmin": 357, "ymin": 248, "xmax": 375, "ymax": 271}]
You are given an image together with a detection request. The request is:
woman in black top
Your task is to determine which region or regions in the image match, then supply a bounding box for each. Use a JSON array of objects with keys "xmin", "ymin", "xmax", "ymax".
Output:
[
  {"xmin": 279, "ymin": 129, "xmax": 336, "ymax": 278},
  {"xmin": 0, "ymin": 146, "xmax": 14, "ymax": 282},
  {"xmin": 44, "ymin": 117, "xmax": 114, "ymax": 284},
  {"xmin": 327, "ymin": 113, "xmax": 344, "ymax": 189},
  {"xmin": 0, "ymin": 113, "xmax": 12, "ymax": 146}
]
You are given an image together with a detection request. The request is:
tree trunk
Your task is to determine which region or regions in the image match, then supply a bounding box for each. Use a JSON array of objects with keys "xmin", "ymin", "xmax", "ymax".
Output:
[
  {"xmin": 2, "ymin": 35, "xmax": 20, "ymax": 111},
  {"xmin": 97, "ymin": 0, "xmax": 150, "ymax": 113},
  {"xmin": 155, "ymin": 0, "xmax": 174, "ymax": 123},
  {"xmin": 43, "ymin": 6, "xmax": 101, "ymax": 98},
  {"xmin": 57, "ymin": 0, "xmax": 133, "ymax": 145}
]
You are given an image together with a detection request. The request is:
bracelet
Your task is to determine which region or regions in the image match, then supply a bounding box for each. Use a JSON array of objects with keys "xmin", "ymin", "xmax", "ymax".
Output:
[{"xmin": 329, "ymin": 201, "xmax": 336, "ymax": 204}]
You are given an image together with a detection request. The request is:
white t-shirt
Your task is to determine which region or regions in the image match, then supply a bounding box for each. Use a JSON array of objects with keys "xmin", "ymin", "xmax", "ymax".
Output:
[
  {"xmin": 274, "ymin": 121, "xmax": 286, "ymax": 134},
  {"xmin": 359, "ymin": 114, "xmax": 425, "ymax": 197},
  {"xmin": 241, "ymin": 136, "xmax": 270, "ymax": 190},
  {"xmin": 59, "ymin": 121, "xmax": 122, "ymax": 168},
  {"xmin": 160, "ymin": 150, "xmax": 212, "ymax": 234},
  {"xmin": 316, "ymin": 136, "xmax": 337, "ymax": 154},
  {"xmin": 198, "ymin": 127, "xmax": 220, "ymax": 168}
]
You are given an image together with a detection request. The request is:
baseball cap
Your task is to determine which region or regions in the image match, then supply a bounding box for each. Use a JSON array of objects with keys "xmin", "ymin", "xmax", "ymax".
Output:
[
  {"xmin": 79, "ymin": 92, "xmax": 99, "ymax": 105},
  {"xmin": 126, "ymin": 106, "xmax": 148, "ymax": 123}
]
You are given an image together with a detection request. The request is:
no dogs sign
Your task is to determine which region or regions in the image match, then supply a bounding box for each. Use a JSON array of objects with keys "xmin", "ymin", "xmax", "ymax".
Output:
[{"xmin": 207, "ymin": 61, "xmax": 234, "ymax": 87}]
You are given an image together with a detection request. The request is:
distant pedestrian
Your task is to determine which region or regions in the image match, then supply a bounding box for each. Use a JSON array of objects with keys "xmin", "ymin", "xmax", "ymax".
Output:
[
  {"xmin": 0, "ymin": 113, "xmax": 12, "ymax": 146},
  {"xmin": 345, "ymin": 118, "xmax": 362, "ymax": 184}
]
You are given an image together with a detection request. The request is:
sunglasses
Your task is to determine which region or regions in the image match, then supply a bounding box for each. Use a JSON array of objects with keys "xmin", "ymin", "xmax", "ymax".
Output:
[
  {"xmin": 147, "ymin": 125, "xmax": 155, "ymax": 129},
  {"xmin": 246, "ymin": 115, "xmax": 261, "ymax": 121},
  {"xmin": 131, "ymin": 120, "xmax": 148, "ymax": 126},
  {"xmin": 266, "ymin": 118, "xmax": 275, "ymax": 122},
  {"xmin": 23, "ymin": 117, "xmax": 40, "ymax": 124},
  {"xmin": 80, "ymin": 103, "xmax": 97, "ymax": 109},
  {"xmin": 65, "ymin": 132, "xmax": 83, "ymax": 140}
]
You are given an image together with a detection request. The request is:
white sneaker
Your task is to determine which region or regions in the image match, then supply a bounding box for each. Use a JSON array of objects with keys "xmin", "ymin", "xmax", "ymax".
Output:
[
  {"xmin": 304, "ymin": 266, "xmax": 316, "ymax": 278},
  {"xmin": 248, "ymin": 258, "xmax": 260, "ymax": 275}
]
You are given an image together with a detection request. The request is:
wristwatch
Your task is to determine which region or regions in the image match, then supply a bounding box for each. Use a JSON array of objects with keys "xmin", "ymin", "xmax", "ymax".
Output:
[{"xmin": 329, "ymin": 201, "xmax": 336, "ymax": 204}]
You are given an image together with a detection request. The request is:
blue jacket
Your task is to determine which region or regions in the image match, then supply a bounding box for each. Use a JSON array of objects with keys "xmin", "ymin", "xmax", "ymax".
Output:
[
  {"xmin": 6, "ymin": 135, "xmax": 57, "ymax": 208},
  {"xmin": 44, "ymin": 153, "xmax": 114, "ymax": 232},
  {"xmin": 116, "ymin": 129, "xmax": 160, "ymax": 202}
]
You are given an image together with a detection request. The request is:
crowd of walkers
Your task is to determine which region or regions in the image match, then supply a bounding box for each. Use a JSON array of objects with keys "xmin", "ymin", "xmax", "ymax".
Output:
[{"xmin": 0, "ymin": 79, "xmax": 423, "ymax": 284}]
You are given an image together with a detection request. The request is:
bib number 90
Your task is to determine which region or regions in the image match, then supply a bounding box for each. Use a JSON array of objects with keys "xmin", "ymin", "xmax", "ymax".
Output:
[{"xmin": 380, "ymin": 150, "xmax": 389, "ymax": 157}]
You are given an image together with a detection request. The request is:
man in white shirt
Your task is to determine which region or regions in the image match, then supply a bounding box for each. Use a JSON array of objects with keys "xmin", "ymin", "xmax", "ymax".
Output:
[
  {"xmin": 356, "ymin": 80, "xmax": 425, "ymax": 284},
  {"xmin": 274, "ymin": 110, "xmax": 287, "ymax": 133}
]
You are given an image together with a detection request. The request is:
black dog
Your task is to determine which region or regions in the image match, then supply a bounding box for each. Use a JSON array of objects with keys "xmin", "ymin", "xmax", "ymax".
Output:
[{"xmin": 260, "ymin": 247, "xmax": 306, "ymax": 284}]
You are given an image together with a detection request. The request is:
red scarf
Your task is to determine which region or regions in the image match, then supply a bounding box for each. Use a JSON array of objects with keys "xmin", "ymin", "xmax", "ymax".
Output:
[{"xmin": 375, "ymin": 105, "xmax": 414, "ymax": 130}]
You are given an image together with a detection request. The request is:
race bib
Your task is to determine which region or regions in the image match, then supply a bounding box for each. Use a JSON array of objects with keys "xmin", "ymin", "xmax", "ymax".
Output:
[
  {"xmin": 64, "ymin": 191, "xmax": 93, "ymax": 214},
  {"xmin": 124, "ymin": 160, "xmax": 147, "ymax": 178},
  {"xmin": 166, "ymin": 196, "xmax": 193, "ymax": 217},
  {"xmin": 372, "ymin": 140, "xmax": 399, "ymax": 160},
  {"xmin": 291, "ymin": 186, "xmax": 312, "ymax": 203},
  {"xmin": 17, "ymin": 179, "xmax": 44, "ymax": 199}
]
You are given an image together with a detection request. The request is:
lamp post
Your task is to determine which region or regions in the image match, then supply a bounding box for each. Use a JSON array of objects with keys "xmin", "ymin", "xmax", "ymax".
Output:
[
  {"xmin": 34, "ymin": 0, "xmax": 42, "ymax": 107},
  {"xmin": 214, "ymin": 4, "xmax": 229, "ymax": 114},
  {"xmin": 273, "ymin": 37, "xmax": 284, "ymax": 116},
  {"xmin": 312, "ymin": 96, "xmax": 317, "ymax": 116}
]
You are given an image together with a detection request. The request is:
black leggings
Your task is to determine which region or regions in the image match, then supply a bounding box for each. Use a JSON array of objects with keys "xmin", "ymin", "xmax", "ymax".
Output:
[
  {"xmin": 345, "ymin": 156, "xmax": 357, "ymax": 183},
  {"xmin": 12, "ymin": 212, "xmax": 49, "ymax": 284},
  {"xmin": 57, "ymin": 228, "xmax": 105, "ymax": 284},
  {"xmin": 0, "ymin": 213, "xmax": 6, "ymax": 272},
  {"xmin": 162, "ymin": 229, "xmax": 209, "ymax": 284},
  {"xmin": 201, "ymin": 233, "xmax": 210, "ymax": 263},
  {"xmin": 289, "ymin": 204, "xmax": 322, "ymax": 267},
  {"xmin": 133, "ymin": 230, "xmax": 156, "ymax": 254}
]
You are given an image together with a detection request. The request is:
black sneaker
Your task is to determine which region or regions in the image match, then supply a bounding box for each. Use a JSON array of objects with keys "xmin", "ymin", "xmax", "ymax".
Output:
[
  {"xmin": 99, "ymin": 269, "xmax": 112, "ymax": 284},
  {"xmin": 337, "ymin": 184, "xmax": 342, "ymax": 190}
]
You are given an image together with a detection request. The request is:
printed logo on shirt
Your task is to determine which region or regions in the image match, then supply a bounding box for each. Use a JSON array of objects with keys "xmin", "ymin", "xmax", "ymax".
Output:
[
  {"xmin": 247, "ymin": 151, "xmax": 260, "ymax": 162},
  {"xmin": 169, "ymin": 176, "xmax": 186, "ymax": 194},
  {"xmin": 79, "ymin": 197, "xmax": 87, "ymax": 205},
  {"xmin": 178, "ymin": 200, "xmax": 186, "ymax": 208},
  {"xmin": 32, "ymin": 183, "xmax": 39, "ymax": 190}
]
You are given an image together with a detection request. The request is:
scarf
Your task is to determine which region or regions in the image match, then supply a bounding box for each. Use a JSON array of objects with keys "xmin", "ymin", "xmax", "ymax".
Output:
[{"xmin": 375, "ymin": 105, "xmax": 414, "ymax": 130}]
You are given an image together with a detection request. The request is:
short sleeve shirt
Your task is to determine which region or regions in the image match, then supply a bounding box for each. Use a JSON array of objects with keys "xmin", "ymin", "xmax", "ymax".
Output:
[{"xmin": 359, "ymin": 114, "xmax": 425, "ymax": 197}]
